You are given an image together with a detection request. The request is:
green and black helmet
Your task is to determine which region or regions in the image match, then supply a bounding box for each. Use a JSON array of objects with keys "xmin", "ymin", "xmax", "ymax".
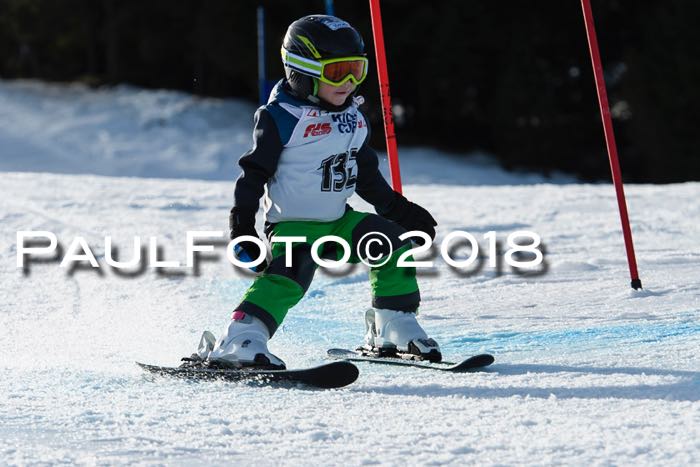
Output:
[{"xmin": 281, "ymin": 15, "xmax": 367, "ymax": 108}]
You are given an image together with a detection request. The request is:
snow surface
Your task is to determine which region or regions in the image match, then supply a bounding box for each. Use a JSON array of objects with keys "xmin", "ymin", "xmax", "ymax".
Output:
[{"xmin": 1, "ymin": 80, "xmax": 698, "ymax": 465}]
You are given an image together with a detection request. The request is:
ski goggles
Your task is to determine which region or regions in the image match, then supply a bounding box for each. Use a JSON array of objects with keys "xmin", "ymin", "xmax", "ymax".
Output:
[{"xmin": 282, "ymin": 50, "xmax": 368, "ymax": 86}]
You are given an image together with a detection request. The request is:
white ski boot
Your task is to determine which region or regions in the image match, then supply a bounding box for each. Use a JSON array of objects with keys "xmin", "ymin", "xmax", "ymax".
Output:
[
  {"xmin": 206, "ymin": 311, "xmax": 286, "ymax": 370},
  {"xmin": 363, "ymin": 308, "xmax": 442, "ymax": 362}
]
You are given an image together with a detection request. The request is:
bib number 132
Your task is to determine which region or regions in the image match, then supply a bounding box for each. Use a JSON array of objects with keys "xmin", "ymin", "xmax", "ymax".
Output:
[{"xmin": 318, "ymin": 150, "xmax": 358, "ymax": 192}]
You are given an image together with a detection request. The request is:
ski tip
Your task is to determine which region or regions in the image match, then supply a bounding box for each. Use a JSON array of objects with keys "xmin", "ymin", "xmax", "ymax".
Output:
[
  {"xmin": 473, "ymin": 354, "xmax": 495, "ymax": 365},
  {"xmin": 315, "ymin": 361, "xmax": 359, "ymax": 388},
  {"xmin": 450, "ymin": 353, "xmax": 495, "ymax": 371}
]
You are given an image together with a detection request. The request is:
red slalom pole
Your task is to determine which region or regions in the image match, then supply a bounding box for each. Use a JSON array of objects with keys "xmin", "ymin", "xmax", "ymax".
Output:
[
  {"xmin": 368, "ymin": 0, "xmax": 402, "ymax": 193},
  {"xmin": 581, "ymin": 0, "xmax": 642, "ymax": 290}
]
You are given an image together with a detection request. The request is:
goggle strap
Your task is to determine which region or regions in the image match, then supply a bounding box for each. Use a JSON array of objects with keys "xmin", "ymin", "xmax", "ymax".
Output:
[{"xmin": 282, "ymin": 50, "xmax": 322, "ymax": 78}]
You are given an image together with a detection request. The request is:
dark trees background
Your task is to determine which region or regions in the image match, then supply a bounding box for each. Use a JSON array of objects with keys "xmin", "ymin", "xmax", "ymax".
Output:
[{"xmin": 1, "ymin": 0, "xmax": 698, "ymax": 182}]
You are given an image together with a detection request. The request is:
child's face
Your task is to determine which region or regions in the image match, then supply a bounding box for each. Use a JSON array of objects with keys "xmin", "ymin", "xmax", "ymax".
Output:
[{"xmin": 317, "ymin": 81, "xmax": 356, "ymax": 106}]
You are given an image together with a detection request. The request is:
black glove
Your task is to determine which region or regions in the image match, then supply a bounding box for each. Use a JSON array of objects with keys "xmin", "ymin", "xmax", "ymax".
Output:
[
  {"xmin": 229, "ymin": 207, "xmax": 268, "ymax": 272},
  {"xmin": 382, "ymin": 193, "xmax": 437, "ymax": 245}
]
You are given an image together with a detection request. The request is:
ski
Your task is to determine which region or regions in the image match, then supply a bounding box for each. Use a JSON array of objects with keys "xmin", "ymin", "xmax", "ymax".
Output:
[
  {"xmin": 327, "ymin": 348, "xmax": 494, "ymax": 372},
  {"xmin": 136, "ymin": 360, "xmax": 359, "ymax": 389}
]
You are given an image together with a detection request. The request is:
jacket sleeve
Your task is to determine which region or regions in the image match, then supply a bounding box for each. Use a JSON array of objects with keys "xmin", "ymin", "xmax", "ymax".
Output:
[
  {"xmin": 233, "ymin": 108, "xmax": 283, "ymax": 219},
  {"xmin": 354, "ymin": 121, "xmax": 399, "ymax": 215}
]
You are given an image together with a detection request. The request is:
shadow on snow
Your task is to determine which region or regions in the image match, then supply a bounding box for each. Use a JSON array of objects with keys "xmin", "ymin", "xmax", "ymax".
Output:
[{"xmin": 355, "ymin": 363, "xmax": 700, "ymax": 401}]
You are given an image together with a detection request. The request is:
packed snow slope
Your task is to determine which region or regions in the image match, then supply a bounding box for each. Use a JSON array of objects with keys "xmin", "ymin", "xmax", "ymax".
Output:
[{"xmin": 0, "ymin": 80, "xmax": 698, "ymax": 465}]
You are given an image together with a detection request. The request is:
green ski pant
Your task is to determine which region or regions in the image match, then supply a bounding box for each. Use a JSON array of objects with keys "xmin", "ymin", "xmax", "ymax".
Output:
[{"xmin": 235, "ymin": 208, "xmax": 420, "ymax": 335}]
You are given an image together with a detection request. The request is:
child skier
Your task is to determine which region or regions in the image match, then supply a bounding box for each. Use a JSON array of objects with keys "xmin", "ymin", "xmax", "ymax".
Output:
[{"xmin": 201, "ymin": 15, "xmax": 440, "ymax": 369}]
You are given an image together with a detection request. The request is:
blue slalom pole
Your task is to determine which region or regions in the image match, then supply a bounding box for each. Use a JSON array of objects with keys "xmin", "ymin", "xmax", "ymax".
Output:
[
  {"xmin": 325, "ymin": 0, "xmax": 335, "ymax": 16},
  {"xmin": 257, "ymin": 6, "xmax": 267, "ymax": 106}
]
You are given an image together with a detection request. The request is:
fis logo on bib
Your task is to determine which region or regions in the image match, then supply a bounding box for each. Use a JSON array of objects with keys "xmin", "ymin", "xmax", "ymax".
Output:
[{"xmin": 304, "ymin": 123, "xmax": 332, "ymax": 138}]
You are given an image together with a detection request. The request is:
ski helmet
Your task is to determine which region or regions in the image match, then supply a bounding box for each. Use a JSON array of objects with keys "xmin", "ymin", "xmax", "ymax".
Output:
[{"xmin": 281, "ymin": 15, "xmax": 366, "ymax": 109}]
